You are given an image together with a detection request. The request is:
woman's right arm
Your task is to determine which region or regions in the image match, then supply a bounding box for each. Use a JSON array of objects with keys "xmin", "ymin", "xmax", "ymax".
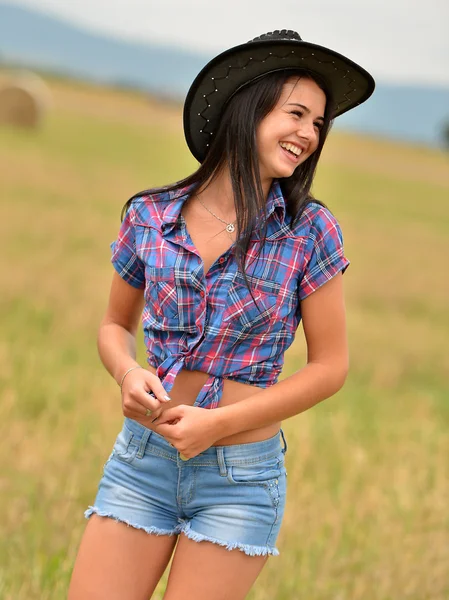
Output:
[{"xmin": 98, "ymin": 271, "xmax": 170, "ymax": 418}]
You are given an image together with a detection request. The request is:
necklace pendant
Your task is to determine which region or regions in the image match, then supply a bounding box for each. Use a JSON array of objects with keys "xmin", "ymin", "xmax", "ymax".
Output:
[{"xmin": 226, "ymin": 223, "xmax": 235, "ymax": 233}]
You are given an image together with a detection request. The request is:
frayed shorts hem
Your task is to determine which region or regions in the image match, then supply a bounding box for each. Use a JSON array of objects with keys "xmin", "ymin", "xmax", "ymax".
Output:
[
  {"xmin": 181, "ymin": 522, "xmax": 279, "ymax": 557},
  {"xmin": 85, "ymin": 506, "xmax": 279, "ymax": 557},
  {"xmin": 84, "ymin": 506, "xmax": 180, "ymax": 537}
]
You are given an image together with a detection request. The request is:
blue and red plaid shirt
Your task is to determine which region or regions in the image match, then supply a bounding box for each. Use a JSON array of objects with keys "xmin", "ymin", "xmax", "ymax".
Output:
[{"xmin": 111, "ymin": 180, "xmax": 349, "ymax": 409}]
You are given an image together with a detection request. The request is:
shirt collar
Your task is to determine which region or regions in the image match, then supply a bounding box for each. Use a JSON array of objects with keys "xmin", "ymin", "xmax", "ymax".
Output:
[
  {"xmin": 265, "ymin": 179, "xmax": 287, "ymax": 222},
  {"xmin": 159, "ymin": 179, "xmax": 287, "ymax": 233},
  {"xmin": 159, "ymin": 184, "xmax": 196, "ymax": 234}
]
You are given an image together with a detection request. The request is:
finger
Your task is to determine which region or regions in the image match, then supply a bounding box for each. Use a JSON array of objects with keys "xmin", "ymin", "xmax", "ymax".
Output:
[
  {"xmin": 140, "ymin": 396, "xmax": 162, "ymax": 417},
  {"xmin": 154, "ymin": 422, "xmax": 179, "ymax": 437},
  {"xmin": 122, "ymin": 393, "xmax": 161, "ymax": 417},
  {"xmin": 127, "ymin": 411, "xmax": 151, "ymax": 422},
  {"xmin": 152, "ymin": 406, "xmax": 183, "ymax": 425},
  {"xmin": 144, "ymin": 376, "xmax": 171, "ymax": 403},
  {"xmin": 149, "ymin": 407, "xmax": 164, "ymax": 422},
  {"xmin": 146, "ymin": 391, "xmax": 167, "ymax": 410},
  {"xmin": 137, "ymin": 390, "xmax": 166, "ymax": 412},
  {"xmin": 121, "ymin": 404, "xmax": 154, "ymax": 422},
  {"xmin": 123, "ymin": 378, "xmax": 168, "ymax": 411},
  {"xmin": 147, "ymin": 390, "xmax": 171, "ymax": 404}
]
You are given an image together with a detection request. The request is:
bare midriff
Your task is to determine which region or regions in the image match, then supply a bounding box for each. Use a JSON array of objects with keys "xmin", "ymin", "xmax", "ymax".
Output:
[{"xmin": 146, "ymin": 365, "xmax": 281, "ymax": 446}]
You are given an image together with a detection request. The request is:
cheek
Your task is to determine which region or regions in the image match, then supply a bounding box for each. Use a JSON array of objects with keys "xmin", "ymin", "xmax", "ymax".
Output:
[
  {"xmin": 257, "ymin": 130, "xmax": 275, "ymax": 159},
  {"xmin": 257, "ymin": 118, "xmax": 278, "ymax": 146},
  {"xmin": 310, "ymin": 133, "xmax": 321, "ymax": 154},
  {"xmin": 255, "ymin": 128, "xmax": 267, "ymax": 155}
]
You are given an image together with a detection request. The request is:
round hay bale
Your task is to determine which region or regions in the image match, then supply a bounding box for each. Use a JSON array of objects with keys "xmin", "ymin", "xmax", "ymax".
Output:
[{"xmin": 0, "ymin": 72, "xmax": 52, "ymax": 128}]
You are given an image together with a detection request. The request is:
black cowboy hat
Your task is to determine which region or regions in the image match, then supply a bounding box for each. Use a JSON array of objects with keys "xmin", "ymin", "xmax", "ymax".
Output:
[{"xmin": 183, "ymin": 29, "xmax": 375, "ymax": 162}]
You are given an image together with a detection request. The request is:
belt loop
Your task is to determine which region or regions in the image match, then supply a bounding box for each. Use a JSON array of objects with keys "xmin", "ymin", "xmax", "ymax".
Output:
[
  {"xmin": 137, "ymin": 428, "xmax": 151, "ymax": 459},
  {"xmin": 280, "ymin": 428, "xmax": 288, "ymax": 455},
  {"xmin": 216, "ymin": 446, "xmax": 227, "ymax": 476}
]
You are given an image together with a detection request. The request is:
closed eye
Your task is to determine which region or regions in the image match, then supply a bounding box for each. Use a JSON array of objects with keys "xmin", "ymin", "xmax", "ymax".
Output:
[{"xmin": 291, "ymin": 110, "xmax": 323, "ymax": 131}]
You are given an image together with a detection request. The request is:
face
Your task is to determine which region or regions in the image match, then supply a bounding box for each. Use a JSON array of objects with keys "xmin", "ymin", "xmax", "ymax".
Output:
[{"xmin": 256, "ymin": 77, "xmax": 326, "ymax": 185}]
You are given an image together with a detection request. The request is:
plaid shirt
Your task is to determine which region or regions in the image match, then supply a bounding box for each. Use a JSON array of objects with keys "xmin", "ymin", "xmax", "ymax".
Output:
[{"xmin": 111, "ymin": 180, "xmax": 349, "ymax": 409}]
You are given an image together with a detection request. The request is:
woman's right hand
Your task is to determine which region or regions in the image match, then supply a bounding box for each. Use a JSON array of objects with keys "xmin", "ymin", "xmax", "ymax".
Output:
[{"xmin": 120, "ymin": 367, "xmax": 171, "ymax": 420}]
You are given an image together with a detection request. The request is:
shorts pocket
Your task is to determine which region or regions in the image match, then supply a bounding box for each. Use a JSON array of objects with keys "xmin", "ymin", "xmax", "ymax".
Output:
[
  {"xmin": 227, "ymin": 455, "xmax": 283, "ymax": 486},
  {"xmin": 112, "ymin": 425, "xmax": 139, "ymax": 465}
]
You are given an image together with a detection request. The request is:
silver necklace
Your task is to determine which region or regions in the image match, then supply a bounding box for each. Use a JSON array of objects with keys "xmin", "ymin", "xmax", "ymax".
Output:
[{"xmin": 197, "ymin": 196, "xmax": 236, "ymax": 233}]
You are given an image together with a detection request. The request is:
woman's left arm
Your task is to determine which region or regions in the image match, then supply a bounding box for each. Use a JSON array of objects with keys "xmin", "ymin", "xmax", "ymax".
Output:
[{"xmin": 154, "ymin": 272, "xmax": 348, "ymax": 455}]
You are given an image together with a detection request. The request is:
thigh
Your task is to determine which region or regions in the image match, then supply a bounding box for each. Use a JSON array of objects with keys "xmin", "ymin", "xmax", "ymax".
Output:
[
  {"xmin": 163, "ymin": 534, "xmax": 268, "ymax": 600},
  {"xmin": 68, "ymin": 515, "xmax": 178, "ymax": 600}
]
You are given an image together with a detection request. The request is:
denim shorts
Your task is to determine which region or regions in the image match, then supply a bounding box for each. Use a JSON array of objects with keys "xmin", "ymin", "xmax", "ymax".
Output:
[{"xmin": 85, "ymin": 417, "xmax": 288, "ymax": 556}]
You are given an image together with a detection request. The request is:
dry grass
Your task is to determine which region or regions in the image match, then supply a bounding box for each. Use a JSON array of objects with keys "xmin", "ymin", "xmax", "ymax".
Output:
[{"xmin": 0, "ymin": 74, "xmax": 448, "ymax": 599}]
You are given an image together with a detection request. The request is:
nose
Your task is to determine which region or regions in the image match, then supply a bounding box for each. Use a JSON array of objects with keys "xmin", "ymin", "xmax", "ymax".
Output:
[{"xmin": 296, "ymin": 118, "xmax": 318, "ymax": 143}]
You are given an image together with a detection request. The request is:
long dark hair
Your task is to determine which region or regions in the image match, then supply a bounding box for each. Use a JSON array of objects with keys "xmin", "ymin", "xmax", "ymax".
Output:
[{"xmin": 123, "ymin": 69, "xmax": 334, "ymax": 281}]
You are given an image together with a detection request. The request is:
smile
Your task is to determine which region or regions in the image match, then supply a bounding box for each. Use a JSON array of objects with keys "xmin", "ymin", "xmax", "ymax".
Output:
[{"xmin": 279, "ymin": 142, "xmax": 304, "ymax": 162}]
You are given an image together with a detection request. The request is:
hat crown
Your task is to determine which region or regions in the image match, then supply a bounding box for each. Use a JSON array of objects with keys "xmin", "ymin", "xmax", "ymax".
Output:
[{"xmin": 249, "ymin": 30, "xmax": 302, "ymax": 43}]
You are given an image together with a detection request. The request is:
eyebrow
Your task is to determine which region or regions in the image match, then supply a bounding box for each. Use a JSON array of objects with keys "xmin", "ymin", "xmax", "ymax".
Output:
[{"xmin": 286, "ymin": 103, "xmax": 325, "ymax": 122}]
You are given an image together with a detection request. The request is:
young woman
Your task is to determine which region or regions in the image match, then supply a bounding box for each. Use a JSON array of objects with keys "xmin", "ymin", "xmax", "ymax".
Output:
[{"xmin": 69, "ymin": 30, "xmax": 374, "ymax": 600}]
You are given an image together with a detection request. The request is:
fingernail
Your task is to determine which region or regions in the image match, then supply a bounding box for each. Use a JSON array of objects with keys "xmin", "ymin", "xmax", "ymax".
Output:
[{"xmin": 164, "ymin": 395, "xmax": 171, "ymax": 402}]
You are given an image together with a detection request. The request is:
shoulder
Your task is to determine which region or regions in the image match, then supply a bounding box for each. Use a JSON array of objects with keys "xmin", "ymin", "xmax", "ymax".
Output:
[
  {"xmin": 125, "ymin": 188, "xmax": 171, "ymax": 226},
  {"xmin": 290, "ymin": 201, "xmax": 344, "ymax": 243},
  {"xmin": 127, "ymin": 183, "xmax": 194, "ymax": 228},
  {"xmin": 301, "ymin": 201, "xmax": 342, "ymax": 231},
  {"xmin": 296, "ymin": 202, "xmax": 349, "ymax": 300}
]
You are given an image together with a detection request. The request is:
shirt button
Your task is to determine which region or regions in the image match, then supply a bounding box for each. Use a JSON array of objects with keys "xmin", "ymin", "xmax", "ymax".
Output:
[
  {"xmin": 200, "ymin": 290, "xmax": 205, "ymax": 298},
  {"xmin": 218, "ymin": 257, "xmax": 225, "ymax": 264}
]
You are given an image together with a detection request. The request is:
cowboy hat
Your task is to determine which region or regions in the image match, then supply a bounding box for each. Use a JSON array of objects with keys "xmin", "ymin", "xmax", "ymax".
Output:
[{"xmin": 183, "ymin": 29, "xmax": 375, "ymax": 162}]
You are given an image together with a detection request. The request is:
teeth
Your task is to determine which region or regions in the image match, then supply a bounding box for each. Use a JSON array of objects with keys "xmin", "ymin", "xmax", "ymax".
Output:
[{"xmin": 280, "ymin": 142, "xmax": 302, "ymax": 157}]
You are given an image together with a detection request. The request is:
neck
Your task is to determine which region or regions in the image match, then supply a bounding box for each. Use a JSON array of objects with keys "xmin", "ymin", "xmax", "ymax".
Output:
[
  {"xmin": 261, "ymin": 176, "xmax": 274, "ymax": 199},
  {"xmin": 196, "ymin": 169, "xmax": 235, "ymax": 217},
  {"xmin": 198, "ymin": 167, "xmax": 273, "ymax": 209}
]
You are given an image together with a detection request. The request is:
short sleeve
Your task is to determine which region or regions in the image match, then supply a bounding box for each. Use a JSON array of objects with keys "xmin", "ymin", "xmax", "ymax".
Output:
[
  {"xmin": 110, "ymin": 204, "xmax": 145, "ymax": 289},
  {"xmin": 298, "ymin": 207, "xmax": 350, "ymax": 300}
]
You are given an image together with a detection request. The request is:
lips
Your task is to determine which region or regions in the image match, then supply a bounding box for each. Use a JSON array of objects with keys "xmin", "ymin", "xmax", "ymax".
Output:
[
  {"xmin": 280, "ymin": 145, "xmax": 301, "ymax": 165},
  {"xmin": 279, "ymin": 141, "xmax": 304, "ymax": 157}
]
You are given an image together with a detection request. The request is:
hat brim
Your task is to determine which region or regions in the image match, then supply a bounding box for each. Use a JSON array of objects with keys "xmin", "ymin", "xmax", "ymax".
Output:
[{"xmin": 183, "ymin": 38, "xmax": 375, "ymax": 162}]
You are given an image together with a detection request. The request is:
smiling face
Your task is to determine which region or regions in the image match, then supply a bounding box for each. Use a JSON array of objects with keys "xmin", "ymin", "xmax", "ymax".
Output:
[{"xmin": 256, "ymin": 76, "xmax": 327, "ymax": 187}]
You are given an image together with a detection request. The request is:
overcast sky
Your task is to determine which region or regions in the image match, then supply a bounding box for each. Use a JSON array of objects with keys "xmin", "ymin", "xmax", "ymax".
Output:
[{"xmin": 6, "ymin": 0, "xmax": 449, "ymax": 86}]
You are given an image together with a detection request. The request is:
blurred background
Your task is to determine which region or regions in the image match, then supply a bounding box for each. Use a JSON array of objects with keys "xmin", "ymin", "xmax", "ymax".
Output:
[{"xmin": 0, "ymin": 1, "xmax": 448, "ymax": 598}]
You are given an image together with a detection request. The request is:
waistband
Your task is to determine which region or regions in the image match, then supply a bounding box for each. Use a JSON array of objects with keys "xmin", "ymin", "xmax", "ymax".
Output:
[{"xmin": 123, "ymin": 417, "xmax": 287, "ymax": 467}]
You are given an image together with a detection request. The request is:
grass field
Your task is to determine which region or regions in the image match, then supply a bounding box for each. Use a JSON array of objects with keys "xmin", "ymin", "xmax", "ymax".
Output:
[{"xmin": 0, "ymin": 75, "xmax": 448, "ymax": 599}]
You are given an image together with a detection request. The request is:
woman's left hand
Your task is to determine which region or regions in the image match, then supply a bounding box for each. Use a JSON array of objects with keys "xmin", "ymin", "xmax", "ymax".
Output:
[{"xmin": 152, "ymin": 405, "xmax": 223, "ymax": 458}]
